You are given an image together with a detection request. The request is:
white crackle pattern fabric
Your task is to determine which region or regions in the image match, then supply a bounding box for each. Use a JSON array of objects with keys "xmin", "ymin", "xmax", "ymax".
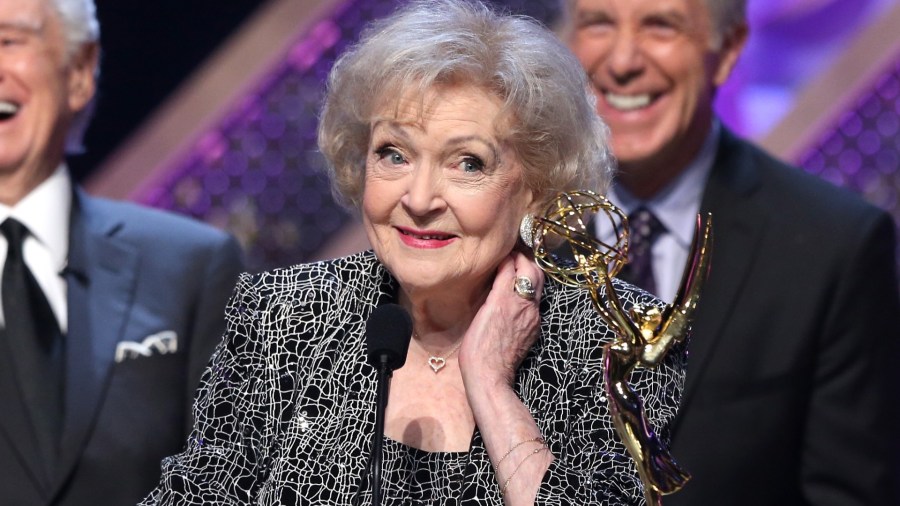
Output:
[{"xmin": 140, "ymin": 250, "xmax": 686, "ymax": 505}]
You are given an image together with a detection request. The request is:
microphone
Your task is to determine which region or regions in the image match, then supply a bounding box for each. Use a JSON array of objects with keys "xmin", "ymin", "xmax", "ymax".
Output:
[
  {"xmin": 366, "ymin": 303, "xmax": 412, "ymax": 371},
  {"xmin": 364, "ymin": 303, "xmax": 412, "ymax": 506}
]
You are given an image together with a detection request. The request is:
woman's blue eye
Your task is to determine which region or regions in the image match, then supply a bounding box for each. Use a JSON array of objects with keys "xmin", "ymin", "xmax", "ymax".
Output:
[
  {"xmin": 461, "ymin": 157, "xmax": 484, "ymax": 173},
  {"xmin": 375, "ymin": 146, "xmax": 406, "ymax": 165}
]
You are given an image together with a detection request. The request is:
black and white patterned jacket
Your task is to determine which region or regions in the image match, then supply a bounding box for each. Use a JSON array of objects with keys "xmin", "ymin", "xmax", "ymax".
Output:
[{"xmin": 141, "ymin": 250, "xmax": 686, "ymax": 505}]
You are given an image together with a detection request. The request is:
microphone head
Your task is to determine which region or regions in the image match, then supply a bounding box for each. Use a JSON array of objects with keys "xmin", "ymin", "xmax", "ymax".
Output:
[{"xmin": 365, "ymin": 303, "xmax": 413, "ymax": 371}]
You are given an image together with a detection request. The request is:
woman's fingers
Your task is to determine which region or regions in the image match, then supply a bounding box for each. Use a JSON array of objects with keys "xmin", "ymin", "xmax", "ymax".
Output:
[
  {"xmin": 459, "ymin": 252, "xmax": 544, "ymax": 386},
  {"xmin": 510, "ymin": 251, "xmax": 544, "ymax": 302}
]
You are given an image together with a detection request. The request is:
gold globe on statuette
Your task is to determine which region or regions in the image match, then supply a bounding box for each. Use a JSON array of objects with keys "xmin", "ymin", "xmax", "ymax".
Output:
[{"xmin": 522, "ymin": 190, "xmax": 713, "ymax": 506}]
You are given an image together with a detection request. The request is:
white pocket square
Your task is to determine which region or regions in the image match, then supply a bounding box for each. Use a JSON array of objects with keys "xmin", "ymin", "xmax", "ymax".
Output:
[{"xmin": 115, "ymin": 330, "xmax": 178, "ymax": 363}]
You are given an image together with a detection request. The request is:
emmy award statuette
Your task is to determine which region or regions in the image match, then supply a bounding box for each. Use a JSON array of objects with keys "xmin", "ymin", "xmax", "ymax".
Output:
[{"xmin": 521, "ymin": 191, "xmax": 712, "ymax": 505}]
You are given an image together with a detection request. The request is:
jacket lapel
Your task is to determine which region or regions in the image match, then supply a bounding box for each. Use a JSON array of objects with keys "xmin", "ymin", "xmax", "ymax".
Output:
[
  {"xmin": 52, "ymin": 191, "xmax": 140, "ymax": 493},
  {"xmin": 673, "ymin": 129, "xmax": 768, "ymax": 427}
]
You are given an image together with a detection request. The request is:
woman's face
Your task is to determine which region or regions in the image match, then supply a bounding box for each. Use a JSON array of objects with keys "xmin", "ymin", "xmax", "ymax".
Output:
[{"xmin": 362, "ymin": 85, "xmax": 534, "ymax": 298}]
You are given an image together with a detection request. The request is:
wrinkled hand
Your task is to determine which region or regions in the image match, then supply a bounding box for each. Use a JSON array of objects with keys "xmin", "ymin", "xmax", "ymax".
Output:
[{"xmin": 459, "ymin": 251, "xmax": 545, "ymax": 388}]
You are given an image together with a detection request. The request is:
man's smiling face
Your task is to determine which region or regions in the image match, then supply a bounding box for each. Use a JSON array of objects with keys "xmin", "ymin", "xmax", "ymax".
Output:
[
  {"xmin": 0, "ymin": 0, "xmax": 95, "ymax": 200},
  {"xmin": 566, "ymin": 0, "xmax": 743, "ymax": 183}
]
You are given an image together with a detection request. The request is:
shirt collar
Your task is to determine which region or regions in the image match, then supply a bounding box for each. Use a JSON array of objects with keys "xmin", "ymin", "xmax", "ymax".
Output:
[
  {"xmin": 609, "ymin": 121, "xmax": 720, "ymax": 248},
  {"xmin": 0, "ymin": 164, "xmax": 72, "ymax": 271}
]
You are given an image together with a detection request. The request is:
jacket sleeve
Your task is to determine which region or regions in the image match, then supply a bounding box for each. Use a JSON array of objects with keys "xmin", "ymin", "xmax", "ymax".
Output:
[
  {"xmin": 800, "ymin": 211, "xmax": 900, "ymax": 505},
  {"xmin": 183, "ymin": 234, "xmax": 245, "ymax": 433},
  {"xmin": 141, "ymin": 272, "xmax": 276, "ymax": 505}
]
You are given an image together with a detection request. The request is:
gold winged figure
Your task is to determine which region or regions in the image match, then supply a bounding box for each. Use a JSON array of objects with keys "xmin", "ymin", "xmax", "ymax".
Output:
[{"xmin": 523, "ymin": 191, "xmax": 713, "ymax": 505}]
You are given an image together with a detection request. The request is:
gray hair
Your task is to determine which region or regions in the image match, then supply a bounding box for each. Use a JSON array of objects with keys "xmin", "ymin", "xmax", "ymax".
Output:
[
  {"xmin": 47, "ymin": 0, "xmax": 100, "ymax": 58},
  {"xmin": 558, "ymin": 0, "xmax": 747, "ymax": 48},
  {"xmin": 704, "ymin": 0, "xmax": 747, "ymax": 46},
  {"xmin": 318, "ymin": 0, "xmax": 613, "ymax": 210},
  {"xmin": 45, "ymin": 0, "xmax": 101, "ymax": 153}
]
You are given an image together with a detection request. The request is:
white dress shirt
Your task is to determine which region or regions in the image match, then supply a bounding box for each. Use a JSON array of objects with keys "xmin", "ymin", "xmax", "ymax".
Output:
[
  {"xmin": 0, "ymin": 165, "xmax": 71, "ymax": 332},
  {"xmin": 601, "ymin": 123, "xmax": 720, "ymax": 303}
]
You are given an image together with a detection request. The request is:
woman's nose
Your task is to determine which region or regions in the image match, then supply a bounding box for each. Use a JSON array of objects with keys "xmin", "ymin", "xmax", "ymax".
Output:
[{"xmin": 401, "ymin": 165, "xmax": 446, "ymax": 216}]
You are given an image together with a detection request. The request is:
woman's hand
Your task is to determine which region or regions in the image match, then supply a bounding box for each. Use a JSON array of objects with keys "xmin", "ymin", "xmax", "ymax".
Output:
[
  {"xmin": 459, "ymin": 250, "xmax": 554, "ymax": 505},
  {"xmin": 458, "ymin": 250, "xmax": 545, "ymax": 389}
]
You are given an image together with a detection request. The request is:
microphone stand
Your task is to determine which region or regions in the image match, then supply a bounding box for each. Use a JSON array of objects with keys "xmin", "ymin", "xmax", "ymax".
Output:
[
  {"xmin": 362, "ymin": 302, "xmax": 411, "ymax": 506},
  {"xmin": 371, "ymin": 355, "xmax": 393, "ymax": 506}
]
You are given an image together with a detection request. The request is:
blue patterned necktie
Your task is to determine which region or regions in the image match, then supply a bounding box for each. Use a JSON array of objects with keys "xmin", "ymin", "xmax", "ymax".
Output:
[
  {"xmin": 1, "ymin": 218, "xmax": 63, "ymax": 471},
  {"xmin": 618, "ymin": 207, "xmax": 665, "ymax": 295}
]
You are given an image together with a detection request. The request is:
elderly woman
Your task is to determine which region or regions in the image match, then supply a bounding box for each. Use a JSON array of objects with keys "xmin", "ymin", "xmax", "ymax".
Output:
[{"xmin": 142, "ymin": 0, "xmax": 686, "ymax": 504}]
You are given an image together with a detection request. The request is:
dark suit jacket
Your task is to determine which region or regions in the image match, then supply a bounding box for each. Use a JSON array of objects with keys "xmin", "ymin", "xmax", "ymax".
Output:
[
  {"xmin": 0, "ymin": 189, "xmax": 244, "ymax": 506},
  {"xmin": 665, "ymin": 129, "xmax": 900, "ymax": 505}
]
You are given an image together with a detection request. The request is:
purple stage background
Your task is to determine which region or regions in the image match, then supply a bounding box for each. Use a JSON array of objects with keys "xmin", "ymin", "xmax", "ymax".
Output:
[{"xmin": 129, "ymin": 0, "xmax": 900, "ymax": 271}]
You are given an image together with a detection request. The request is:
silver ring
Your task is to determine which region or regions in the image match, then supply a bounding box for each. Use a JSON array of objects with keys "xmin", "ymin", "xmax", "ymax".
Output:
[{"xmin": 514, "ymin": 276, "xmax": 535, "ymax": 300}]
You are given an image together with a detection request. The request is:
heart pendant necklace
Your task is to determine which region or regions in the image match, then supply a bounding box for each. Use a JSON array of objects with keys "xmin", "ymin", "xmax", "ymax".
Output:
[{"xmin": 416, "ymin": 333, "xmax": 462, "ymax": 373}]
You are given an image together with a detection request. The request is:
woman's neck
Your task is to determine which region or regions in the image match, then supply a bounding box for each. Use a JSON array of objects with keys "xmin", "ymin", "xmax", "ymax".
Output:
[{"xmin": 398, "ymin": 280, "xmax": 488, "ymax": 346}]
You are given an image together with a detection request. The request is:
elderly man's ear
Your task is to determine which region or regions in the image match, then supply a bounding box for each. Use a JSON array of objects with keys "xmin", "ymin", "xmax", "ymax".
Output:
[{"xmin": 67, "ymin": 42, "xmax": 99, "ymax": 113}]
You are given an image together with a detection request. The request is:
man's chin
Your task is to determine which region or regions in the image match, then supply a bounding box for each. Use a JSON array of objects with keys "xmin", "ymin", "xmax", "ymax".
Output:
[
  {"xmin": 611, "ymin": 145, "xmax": 666, "ymax": 172},
  {"xmin": 0, "ymin": 156, "xmax": 26, "ymax": 175}
]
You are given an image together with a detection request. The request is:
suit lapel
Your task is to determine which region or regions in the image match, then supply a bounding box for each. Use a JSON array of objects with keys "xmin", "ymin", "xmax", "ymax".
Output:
[
  {"xmin": 53, "ymin": 191, "xmax": 140, "ymax": 493},
  {"xmin": 674, "ymin": 130, "xmax": 768, "ymax": 426}
]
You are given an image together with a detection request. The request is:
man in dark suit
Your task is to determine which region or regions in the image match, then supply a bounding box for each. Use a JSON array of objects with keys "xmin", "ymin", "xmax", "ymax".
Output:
[
  {"xmin": 560, "ymin": 0, "xmax": 900, "ymax": 504},
  {"xmin": 0, "ymin": 0, "xmax": 244, "ymax": 504}
]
